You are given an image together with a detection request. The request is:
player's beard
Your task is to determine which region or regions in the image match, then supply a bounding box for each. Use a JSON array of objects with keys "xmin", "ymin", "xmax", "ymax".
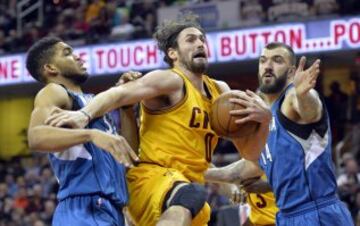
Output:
[
  {"xmin": 179, "ymin": 52, "xmax": 208, "ymax": 75},
  {"xmin": 63, "ymin": 71, "xmax": 89, "ymax": 85},
  {"xmin": 259, "ymin": 69, "xmax": 288, "ymax": 94}
]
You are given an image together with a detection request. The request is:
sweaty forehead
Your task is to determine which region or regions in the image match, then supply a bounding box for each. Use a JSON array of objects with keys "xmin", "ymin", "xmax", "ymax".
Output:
[
  {"xmin": 178, "ymin": 27, "xmax": 204, "ymax": 39},
  {"xmin": 261, "ymin": 47, "xmax": 290, "ymax": 60}
]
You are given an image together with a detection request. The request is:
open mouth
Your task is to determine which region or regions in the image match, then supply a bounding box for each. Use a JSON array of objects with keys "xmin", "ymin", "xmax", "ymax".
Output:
[
  {"xmin": 263, "ymin": 72, "xmax": 274, "ymax": 78},
  {"xmin": 193, "ymin": 52, "xmax": 207, "ymax": 59}
]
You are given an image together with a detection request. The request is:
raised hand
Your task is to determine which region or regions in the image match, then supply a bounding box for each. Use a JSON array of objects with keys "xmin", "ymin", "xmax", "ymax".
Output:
[
  {"xmin": 90, "ymin": 130, "xmax": 139, "ymax": 167},
  {"xmin": 229, "ymin": 90, "xmax": 271, "ymax": 124},
  {"xmin": 45, "ymin": 107, "xmax": 89, "ymax": 128},
  {"xmin": 293, "ymin": 56, "xmax": 321, "ymax": 96},
  {"xmin": 116, "ymin": 71, "xmax": 142, "ymax": 86}
]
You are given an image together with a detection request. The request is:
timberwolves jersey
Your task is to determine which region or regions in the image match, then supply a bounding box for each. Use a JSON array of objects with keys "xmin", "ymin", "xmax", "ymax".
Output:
[
  {"xmin": 48, "ymin": 87, "xmax": 128, "ymax": 208},
  {"xmin": 259, "ymin": 84, "xmax": 337, "ymax": 212}
]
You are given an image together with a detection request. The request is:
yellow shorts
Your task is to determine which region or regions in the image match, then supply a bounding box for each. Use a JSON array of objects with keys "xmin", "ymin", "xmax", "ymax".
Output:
[{"xmin": 127, "ymin": 163, "xmax": 210, "ymax": 226}]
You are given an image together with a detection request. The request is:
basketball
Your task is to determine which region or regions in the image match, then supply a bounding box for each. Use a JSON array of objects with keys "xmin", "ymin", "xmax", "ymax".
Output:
[{"xmin": 210, "ymin": 91, "xmax": 260, "ymax": 138}]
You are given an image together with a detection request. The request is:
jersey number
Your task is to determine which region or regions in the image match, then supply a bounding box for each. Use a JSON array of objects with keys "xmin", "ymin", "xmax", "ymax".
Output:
[
  {"xmin": 204, "ymin": 133, "xmax": 215, "ymax": 162},
  {"xmin": 255, "ymin": 194, "xmax": 267, "ymax": 208}
]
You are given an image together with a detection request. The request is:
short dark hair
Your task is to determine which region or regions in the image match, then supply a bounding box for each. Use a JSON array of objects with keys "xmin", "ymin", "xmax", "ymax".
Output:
[
  {"xmin": 153, "ymin": 13, "xmax": 205, "ymax": 67},
  {"xmin": 265, "ymin": 42, "xmax": 296, "ymax": 65},
  {"xmin": 26, "ymin": 36, "xmax": 63, "ymax": 82}
]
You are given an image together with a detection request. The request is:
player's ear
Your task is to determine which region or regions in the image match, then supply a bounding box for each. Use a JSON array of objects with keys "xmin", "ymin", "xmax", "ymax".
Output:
[
  {"xmin": 288, "ymin": 65, "xmax": 296, "ymax": 78},
  {"xmin": 43, "ymin": 64, "xmax": 59, "ymax": 77},
  {"xmin": 167, "ymin": 47, "xmax": 178, "ymax": 62}
]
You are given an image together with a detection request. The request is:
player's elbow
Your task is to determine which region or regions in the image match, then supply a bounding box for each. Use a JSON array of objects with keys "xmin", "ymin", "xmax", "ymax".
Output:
[{"xmin": 27, "ymin": 128, "xmax": 46, "ymax": 152}]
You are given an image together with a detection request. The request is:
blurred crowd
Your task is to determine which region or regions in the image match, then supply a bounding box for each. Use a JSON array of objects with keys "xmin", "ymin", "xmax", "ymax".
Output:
[
  {"xmin": 0, "ymin": 155, "xmax": 58, "ymax": 226},
  {"xmin": 0, "ymin": 0, "xmax": 360, "ymax": 55}
]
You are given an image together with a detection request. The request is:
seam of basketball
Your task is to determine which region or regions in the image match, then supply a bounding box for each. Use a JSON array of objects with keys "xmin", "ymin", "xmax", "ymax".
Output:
[
  {"xmin": 215, "ymin": 98, "xmax": 225, "ymax": 135},
  {"xmin": 226, "ymin": 100, "xmax": 235, "ymax": 137}
]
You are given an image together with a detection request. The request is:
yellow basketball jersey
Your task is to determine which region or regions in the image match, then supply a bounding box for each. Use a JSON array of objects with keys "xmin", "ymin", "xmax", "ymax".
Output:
[
  {"xmin": 138, "ymin": 67, "xmax": 221, "ymax": 183},
  {"xmin": 248, "ymin": 176, "xmax": 278, "ymax": 225}
]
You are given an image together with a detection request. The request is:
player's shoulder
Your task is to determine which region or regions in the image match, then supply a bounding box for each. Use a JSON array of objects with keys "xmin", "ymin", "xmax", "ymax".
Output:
[
  {"xmin": 212, "ymin": 79, "xmax": 230, "ymax": 93},
  {"xmin": 145, "ymin": 69, "xmax": 184, "ymax": 90},
  {"xmin": 34, "ymin": 83, "xmax": 71, "ymax": 107},
  {"xmin": 146, "ymin": 69, "xmax": 183, "ymax": 82}
]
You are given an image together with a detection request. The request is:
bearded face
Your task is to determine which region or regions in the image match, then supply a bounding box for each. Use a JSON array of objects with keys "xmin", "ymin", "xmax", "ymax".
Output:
[
  {"xmin": 174, "ymin": 27, "xmax": 209, "ymax": 75},
  {"xmin": 258, "ymin": 47, "xmax": 294, "ymax": 94},
  {"xmin": 258, "ymin": 68, "xmax": 289, "ymax": 94}
]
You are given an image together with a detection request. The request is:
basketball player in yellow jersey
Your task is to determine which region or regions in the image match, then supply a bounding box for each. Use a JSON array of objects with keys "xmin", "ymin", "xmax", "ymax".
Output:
[{"xmin": 45, "ymin": 14, "xmax": 272, "ymax": 226}]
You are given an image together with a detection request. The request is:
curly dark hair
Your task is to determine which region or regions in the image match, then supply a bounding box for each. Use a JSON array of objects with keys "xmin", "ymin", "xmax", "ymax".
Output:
[
  {"xmin": 153, "ymin": 13, "xmax": 205, "ymax": 67},
  {"xmin": 26, "ymin": 36, "xmax": 63, "ymax": 82}
]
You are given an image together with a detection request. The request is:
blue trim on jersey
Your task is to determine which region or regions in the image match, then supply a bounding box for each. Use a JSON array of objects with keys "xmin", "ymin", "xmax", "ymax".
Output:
[{"xmin": 48, "ymin": 86, "xmax": 128, "ymax": 208}]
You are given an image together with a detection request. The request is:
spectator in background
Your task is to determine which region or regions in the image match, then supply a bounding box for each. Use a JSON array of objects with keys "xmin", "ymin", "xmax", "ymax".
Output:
[
  {"xmin": 4, "ymin": 175, "xmax": 17, "ymax": 197},
  {"xmin": 40, "ymin": 199, "xmax": 56, "ymax": 225},
  {"xmin": 339, "ymin": 0, "xmax": 360, "ymax": 15},
  {"xmin": 325, "ymin": 81, "xmax": 348, "ymax": 143},
  {"xmin": 239, "ymin": 0, "xmax": 266, "ymax": 27},
  {"xmin": 85, "ymin": 0, "xmax": 105, "ymax": 23},
  {"xmin": 267, "ymin": 0, "xmax": 312, "ymax": 22},
  {"xmin": 0, "ymin": 30, "xmax": 8, "ymax": 54},
  {"xmin": 337, "ymin": 158, "xmax": 360, "ymax": 216},
  {"xmin": 312, "ymin": 0, "xmax": 339, "ymax": 18}
]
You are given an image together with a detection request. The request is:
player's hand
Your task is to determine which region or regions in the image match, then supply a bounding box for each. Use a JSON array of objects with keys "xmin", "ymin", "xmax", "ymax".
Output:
[
  {"xmin": 116, "ymin": 71, "xmax": 142, "ymax": 86},
  {"xmin": 90, "ymin": 130, "xmax": 139, "ymax": 167},
  {"xmin": 241, "ymin": 178, "xmax": 272, "ymax": 194},
  {"xmin": 217, "ymin": 183, "xmax": 245, "ymax": 204},
  {"xmin": 45, "ymin": 107, "xmax": 89, "ymax": 128},
  {"xmin": 229, "ymin": 90, "xmax": 271, "ymax": 125},
  {"xmin": 293, "ymin": 56, "xmax": 321, "ymax": 96}
]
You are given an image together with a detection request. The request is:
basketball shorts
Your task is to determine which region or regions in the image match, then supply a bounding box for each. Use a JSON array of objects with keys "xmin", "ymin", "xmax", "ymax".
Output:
[
  {"xmin": 127, "ymin": 163, "xmax": 210, "ymax": 226},
  {"xmin": 276, "ymin": 196, "xmax": 353, "ymax": 226},
  {"xmin": 52, "ymin": 194, "xmax": 125, "ymax": 226}
]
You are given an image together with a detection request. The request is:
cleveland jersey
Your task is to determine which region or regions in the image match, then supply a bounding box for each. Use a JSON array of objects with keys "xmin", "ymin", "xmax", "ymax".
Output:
[
  {"xmin": 138, "ymin": 68, "xmax": 221, "ymax": 183},
  {"xmin": 48, "ymin": 87, "xmax": 128, "ymax": 208},
  {"xmin": 248, "ymin": 175, "xmax": 277, "ymax": 225},
  {"xmin": 259, "ymin": 84, "xmax": 337, "ymax": 212}
]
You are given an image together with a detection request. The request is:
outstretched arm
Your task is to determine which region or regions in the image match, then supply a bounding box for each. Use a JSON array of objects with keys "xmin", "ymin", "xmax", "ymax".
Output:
[
  {"xmin": 46, "ymin": 70, "xmax": 182, "ymax": 128},
  {"xmin": 204, "ymin": 159, "xmax": 263, "ymax": 184},
  {"xmin": 286, "ymin": 56, "xmax": 322, "ymax": 123}
]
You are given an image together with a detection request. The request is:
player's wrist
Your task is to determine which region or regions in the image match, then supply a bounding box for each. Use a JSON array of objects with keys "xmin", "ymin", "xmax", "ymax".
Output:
[{"xmin": 80, "ymin": 109, "xmax": 92, "ymax": 123}]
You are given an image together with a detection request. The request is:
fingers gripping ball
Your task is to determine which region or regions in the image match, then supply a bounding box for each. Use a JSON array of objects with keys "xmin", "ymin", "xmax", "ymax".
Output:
[{"xmin": 210, "ymin": 91, "xmax": 259, "ymax": 138}]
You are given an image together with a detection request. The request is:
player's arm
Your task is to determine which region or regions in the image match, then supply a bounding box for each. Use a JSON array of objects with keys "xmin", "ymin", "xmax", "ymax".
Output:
[
  {"xmin": 215, "ymin": 81, "xmax": 271, "ymax": 161},
  {"xmin": 28, "ymin": 83, "xmax": 95, "ymax": 151},
  {"xmin": 46, "ymin": 70, "xmax": 182, "ymax": 128},
  {"xmin": 204, "ymin": 159, "xmax": 263, "ymax": 184},
  {"xmin": 116, "ymin": 71, "xmax": 142, "ymax": 153},
  {"xmin": 28, "ymin": 84, "xmax": 138, "ymax": 166},
  {"xmin": 242, "ymin": 177, "xmax": 272, "ymax": 194},
  {"xmin": 285, "ymin": 57, "xmax": 322, "ymax": 123}
]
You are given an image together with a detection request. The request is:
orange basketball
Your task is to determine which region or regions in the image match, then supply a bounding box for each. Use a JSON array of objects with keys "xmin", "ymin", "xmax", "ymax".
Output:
[{"xmin": 210, "ymin": 91, "xmax": 260, "ymax": 138}]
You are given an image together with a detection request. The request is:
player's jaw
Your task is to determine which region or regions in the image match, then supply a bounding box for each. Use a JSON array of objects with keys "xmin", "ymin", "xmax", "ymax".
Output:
[
  {"xmin": 258, "ymin": 70, "xmax": 288, "ymax": 94},
  {"xmin": 184, "ymin": 48, "xmax": 208, "ymax": 74},
  {"xmin": 61, "ymin": 62, "xmax": 89, "ymax": 85}
]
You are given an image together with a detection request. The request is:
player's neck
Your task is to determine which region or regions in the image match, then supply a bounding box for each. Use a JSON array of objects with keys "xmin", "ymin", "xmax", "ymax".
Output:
[
  {"xmin": 263, "ymin": 93, "xmax": 280, "ymax": 106},
  {"xmin": 175, "ymin": 64, "xmax": 203, "ymax": 90},
  {"xmin": 53, "ymin": 77, "xmax": 82, "ymax": 93}
]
